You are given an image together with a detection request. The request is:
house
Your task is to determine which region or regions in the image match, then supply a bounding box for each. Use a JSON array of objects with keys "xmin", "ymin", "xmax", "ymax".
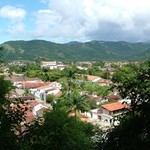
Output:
[
  {"xmin": 85, "ymin": 108, "xmax": 99, "ymax": 120},
  {"xmin": 25, "ymin": 101, "xmax": 48, "ymax": 123},
  {"xmin": 41, "ymin": 61, "xmax": 65, "ymax": 70},
  {"xmin": 98, "ymin": 101, "xmax": 129, "ymax": 127},
  {"xmin": 18, "ymin": 82, "xmax": 45, "ymax": 89},
  {"xmin": 86, "ymin": 75, "xmax": 112, "ymax": 86},
  {"xmin": 87, "ymin": 75, "xmax": 102, "ymax": 82},
  {"xmin": 31, "ymin": 103, "xmax": 48, "ymax": 117},
  {"xmin": 5, "ymin": 75, "xmax": 42, "ymax": 88},
  {"xmin": 30, "ymin": 82, "xmax": 62, "ymax": 100}
]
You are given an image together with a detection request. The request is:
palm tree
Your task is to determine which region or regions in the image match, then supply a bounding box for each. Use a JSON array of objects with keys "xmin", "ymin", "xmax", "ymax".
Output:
[{"xmin": 62, "ymin": 90, "xmax": 90, "ymax": 117}]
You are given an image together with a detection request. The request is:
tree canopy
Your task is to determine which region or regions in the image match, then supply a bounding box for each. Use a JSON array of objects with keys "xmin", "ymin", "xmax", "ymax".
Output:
[
  {"xmin": 99, "ymin": 60, "xmax": 150, "ymax": 150},
  {"xmin": 21, "ymin": 109, "xmax": 95, "ymax": 150}
]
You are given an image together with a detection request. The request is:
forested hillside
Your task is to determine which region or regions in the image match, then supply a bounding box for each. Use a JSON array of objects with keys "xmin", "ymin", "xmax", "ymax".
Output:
[{"xmin": 1, "ymin": 40, "xmax": 150, "ymax": 61}]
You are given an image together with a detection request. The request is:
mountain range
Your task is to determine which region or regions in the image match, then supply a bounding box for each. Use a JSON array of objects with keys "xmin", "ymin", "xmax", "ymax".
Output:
[{"xmin": 1, "ymin": 40, "xmax": 150, "ymax": 61}]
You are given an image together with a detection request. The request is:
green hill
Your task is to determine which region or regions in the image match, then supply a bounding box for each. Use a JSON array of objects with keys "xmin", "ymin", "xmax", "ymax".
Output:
[{"xmin": 1, "ymin": 40, "xmax": 150, "ymax": 61}]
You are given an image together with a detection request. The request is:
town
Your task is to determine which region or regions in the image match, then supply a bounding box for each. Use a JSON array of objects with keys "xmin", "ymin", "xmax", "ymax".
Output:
[
  {"xmin": 0, "ymin": 60, "xmax": 139, "ymax": 128},
  {"xmin": 1, "ymin": 56, "xmax": 149, "ymax": 150}
]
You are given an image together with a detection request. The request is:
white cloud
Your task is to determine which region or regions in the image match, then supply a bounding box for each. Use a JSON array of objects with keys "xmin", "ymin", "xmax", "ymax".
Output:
[
  {"xmin": 0, "ymin": 5, "xmax": 26, "ymax": 39},
  {"xmin": 32, "ymin": 9, "xmax": 62, "ymax": 37},
  {"xmin": 2, "ymin": 0, "xmax": 150, "ymax": 42},
  {"xmin": 34, "ymin": 0, "xmax": 150, "ymax": 42},
  {"xmin": 0, "ymin": 5, "xmax": 26, "ymax": 20}
]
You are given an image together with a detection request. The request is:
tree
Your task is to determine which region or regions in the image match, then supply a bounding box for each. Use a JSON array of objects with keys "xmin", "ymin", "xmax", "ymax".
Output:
[
  {"xmin": 21, "ymin": 109, "xmax": 95, "ymax": 150},
  {"xmin": 62, "ymin": 66, "xmax": 78, "ymax": 79},
  {"xmin": 0, "ymin": 76, "xmax": 27, "ymax": 150},
  {"xmin": 99, "ymin": 60, "xmax": 150, "ymax": 150},
  {"xmin": 112, "ymin": 64, "xmax": 137, "ymax": 84},
  {"xmin": 46, "ymin": 94, "xmax": 59, "ymax": 108},
  {"xmin": 92, "ymin": 61, "xmax": 105, "ymax": 68},
  {"xmin": 60, "ymin": 90, "xmax": 91, "ymax": 117},
  {"xmin": 83, "ymin": 82, "xmax": 100, "ymax": 95},
  {"xmin": 99, "ymin": 69, "xmax": 111, "ymax": 79},
  {"xmin": 87, "ymin": 67, "xmax": 100, "ymax": 76},
  {"xmin": 60, "ymin": 77, "xmax": 78, "ymax": 93},
  {"xmin": 97, "ymin": 85, "xmax": 111, "ymax": 98},
  {"xmin": 0, "ymin": 46, "xmax": 4, "ymax": 62}
]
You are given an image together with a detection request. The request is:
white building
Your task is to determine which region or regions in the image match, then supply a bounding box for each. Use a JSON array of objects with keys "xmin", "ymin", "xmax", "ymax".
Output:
[
  {"xmin": 30, "ymin": 82, "xmax": 62, "ymax": 100},
  {"xmin": 41, "ymin": 61, "xmax": 65, "ymax": 70},
  {"xmin": 98, "ymin": 101, "xmax": 129, "ymax": 127}
]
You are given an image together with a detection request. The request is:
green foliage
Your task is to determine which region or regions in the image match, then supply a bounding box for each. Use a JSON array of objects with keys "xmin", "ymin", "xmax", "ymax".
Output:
[
  {"xmin": 61, "ymin": 77, "xmax": 78, "ymax": 93},
  {"xmin": 9, "ymin": 62, "xmax": 40, "ymax": 75},
  {"xmin": 23, "ymin": 89, "xmax": 30, "ymax": 96},
  {"xmin": 111, "ymin": 63, "xmax": 119, "ymax": 68},
  {"xmin": 112, "ymin": 64, "xmax": 137, "ymax": 84},
  {"xmin": 47, "ymin": 69, "xmax": 63, "ymax": 81},
  {"xmin": 46, "ymin": 94, "xmax": 57, "ymax": 105},
  {"xmin": 83, "ymin": 82, "xmax": 100, "ymax": 95},
  {"xmin": 1, "ymin": 40, "xmax": 150, "ymax": 61},
  {"xmin": 21, "ymin": 109, "xmax": 95, "ymax": 150},
  {"xmin": 87, "ymin": 98, "xmax": 97, "ymax": 109},
  {"xmin": 60, "ymin": 90, "xmax": 91, "ymax": 117},
  {"xmin": 62, "ymin": 66, "xmax": 78, "ymax": 79},
  {"xmin": 80, "ymin": 82, "xmax": 111, "ymax": 98},
  {"xmin": 0, "ymin": 46, "xmax": 4, "ymax": 62},
  {"xmin": 0, "ymin": 76, "xmax": 27, "ymax": 150},
  {"xmin": 87, "ymin": 67, "xmax": 100, "ymax": 76},
  {"xmin": 99, "ymin": 69, "xmax": 111, "ymax": 79},
  {"xmin": 92, "ymin": 61, "xmax": 105, "ymax": 67},
  {"xmin": 26, "ymin": 70, "xmax": 41, "ymax": 78},
  {"xmin": 99, "ymin": 60, "xmax": 150, "ymax": 150},
  {"xmin": 112, "ymin": 61, "xmax": 150, "ymax": 105},
  {"xmin": 97, "ymin": 85, "xmax": 111, "ymax": 98}
]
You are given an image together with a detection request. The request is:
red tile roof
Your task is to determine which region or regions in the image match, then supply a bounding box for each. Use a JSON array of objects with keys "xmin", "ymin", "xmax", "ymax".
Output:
[
  {"xmin": 5, "ymin": 75, "xmax": 41, "ymax": 82},
  {"xmin": 102, "ymin": 102, "xmax": 128, "ymax": 112},
  {"xmin": 87, "ymin": 75, "xmax": 100, "ymax": 81},
  {"xmin": 25, "ymin": 110, "xmax": 34, "ymax": 123},
  {"xmin": 21, "ymin": 82, "xmax": 45, "ymax": 88}
]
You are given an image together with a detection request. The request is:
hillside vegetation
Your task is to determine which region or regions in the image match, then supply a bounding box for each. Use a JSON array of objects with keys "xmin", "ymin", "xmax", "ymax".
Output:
[{"xmin": 1, "ymin": 40, "xmax": 150, "ymax": 61}]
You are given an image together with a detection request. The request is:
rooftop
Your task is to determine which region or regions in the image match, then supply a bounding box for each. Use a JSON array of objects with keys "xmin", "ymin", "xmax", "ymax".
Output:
[
  {"xmin": 87, "ymin": 75, "xmax": 100, "ymax": 81},
  {"xmin": 102, "ymin": 102, "xmax": 128, "ymax": 112}
]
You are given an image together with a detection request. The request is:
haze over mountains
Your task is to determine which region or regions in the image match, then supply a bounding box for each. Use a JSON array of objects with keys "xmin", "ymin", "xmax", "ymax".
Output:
[{"xmin": 1, "ymin": 40, "xmax": 150, "ymax": 61}]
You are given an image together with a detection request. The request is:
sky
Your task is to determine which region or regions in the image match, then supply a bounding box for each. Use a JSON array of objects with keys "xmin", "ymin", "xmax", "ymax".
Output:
[{"xmin": 0, "ymin": 0, "xmax": 150, "ymax": 44}]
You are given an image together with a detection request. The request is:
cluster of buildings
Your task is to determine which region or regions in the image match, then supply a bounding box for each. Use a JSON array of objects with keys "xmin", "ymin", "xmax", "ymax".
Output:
[
  {"xmin": 5, "ymin": 71, "xmax": 129, "ymax": 130},
  {"xmin": 6, "ymin": 75, "xmax": 62, "ymax": 100},
  {"xmin": 6, "ymin": 75, "xmax": 62, "ymax": 126}
]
